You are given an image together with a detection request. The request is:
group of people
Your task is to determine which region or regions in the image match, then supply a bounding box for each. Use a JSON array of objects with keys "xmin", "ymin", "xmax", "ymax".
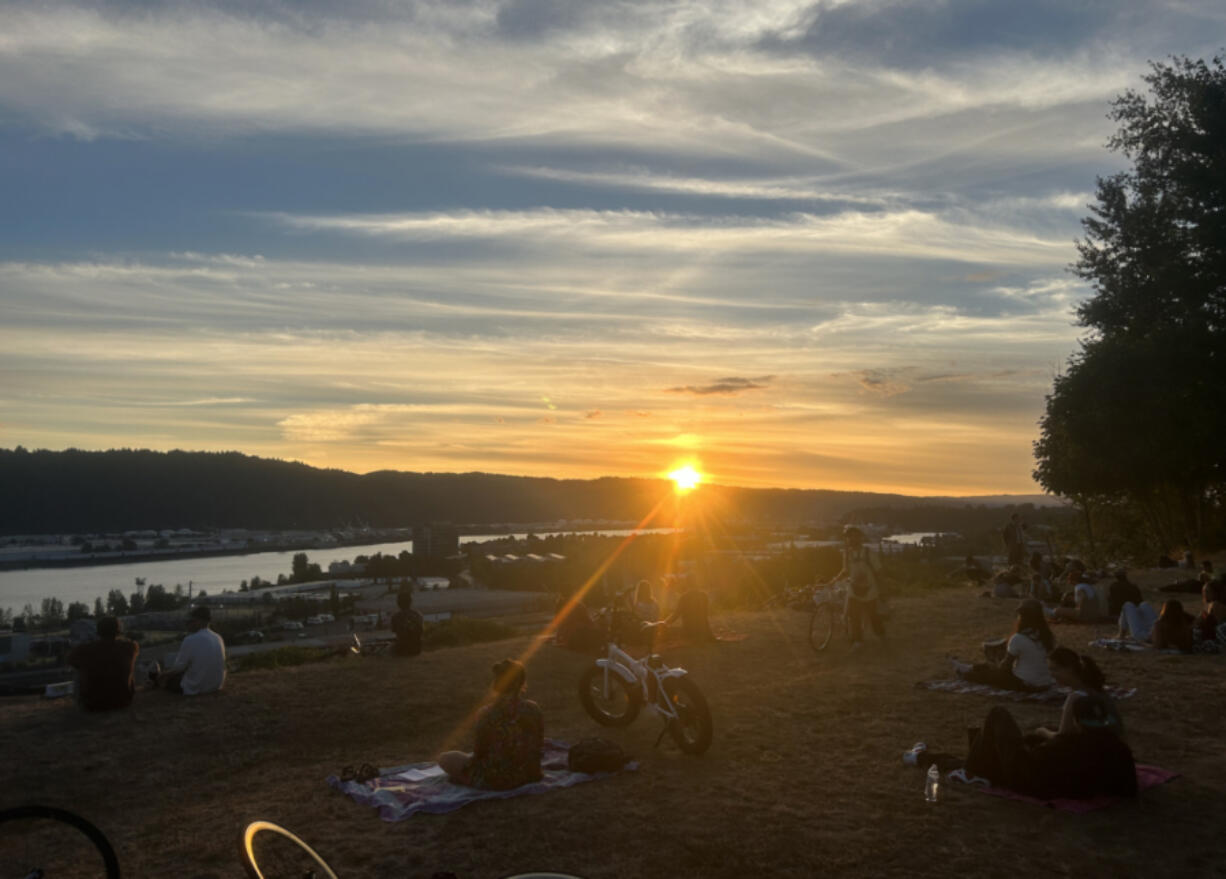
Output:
[
  {"xmin": 935, "ymin": 599, "xmax": 1136, "ymax": 797},
  {"xmin": 1117, "ymin": 578, "xmax": 1226, "ymax": 653},
  {"xmin": 68, "ymin": 604, "xmax": 227, "ymax": 712}
]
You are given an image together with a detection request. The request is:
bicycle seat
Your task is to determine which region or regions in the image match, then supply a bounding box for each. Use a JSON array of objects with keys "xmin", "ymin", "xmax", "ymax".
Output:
[{"xmin": 646, "ymin": 653, "xmax": 665, "ymax": 667}]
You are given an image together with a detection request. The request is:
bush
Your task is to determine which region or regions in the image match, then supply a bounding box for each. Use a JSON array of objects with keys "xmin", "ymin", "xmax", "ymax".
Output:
[
  {"xmin": 423, "ymin": 617, "xmax": 518, "ymax": 651},
  {"xmin": 231, "ymin": 645, "xmax": 330, "ymax": 673}
]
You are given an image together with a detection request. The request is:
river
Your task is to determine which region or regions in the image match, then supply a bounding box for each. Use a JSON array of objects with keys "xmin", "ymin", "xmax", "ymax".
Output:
[{"xmin": 0, "ymin": 528, "xmax": 676, "ymax": 612}]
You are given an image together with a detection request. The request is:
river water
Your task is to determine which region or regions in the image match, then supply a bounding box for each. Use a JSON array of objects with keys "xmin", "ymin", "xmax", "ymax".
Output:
[{"xmin": 0, "ymin": 528, "xmax": 675, "ymax": 612}]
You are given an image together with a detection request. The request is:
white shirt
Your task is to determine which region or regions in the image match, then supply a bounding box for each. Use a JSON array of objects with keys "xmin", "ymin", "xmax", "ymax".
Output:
[
  {"xmin": 170, "ymin": 627, "xmax": 227, "ymax": 695},
  {"xmin": 1007, "ymin": 633, "xmax": 1052, "ymax": 687}
]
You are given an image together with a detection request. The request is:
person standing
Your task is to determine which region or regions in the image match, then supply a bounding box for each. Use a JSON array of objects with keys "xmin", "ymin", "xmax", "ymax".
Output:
[
  {"xmin": 68, "ymin": 616, "xmax": 140, "ymax": 712},
  {"xmin": 1002, "ymin": 513, "xmax": 1026, "ymax": 567},
  {"xmin": 832, "ymin": 526, "xmax": 885, "ymax": 649},
  {"xmin": 159, "ymin": 606, "xmax": 226, "ymax": 695}
]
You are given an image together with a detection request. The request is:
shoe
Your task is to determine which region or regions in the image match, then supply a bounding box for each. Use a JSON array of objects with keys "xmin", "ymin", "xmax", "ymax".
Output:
[
  {"xmin": 902, "ymin": 742, "xmax": 927, "ymax": 766},
  {"xmin": 946, "ymin": 768, "xmax": 990, "ymax": 787},
  {"xmin": 949, "ymin": 658, "xmax": 973, "ymax": 676}
]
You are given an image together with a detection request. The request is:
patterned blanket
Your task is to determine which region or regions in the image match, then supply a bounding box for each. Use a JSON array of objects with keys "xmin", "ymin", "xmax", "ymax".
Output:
[
  {"xmin": 327, "ymin": 739, "xmax": 637, "ymax": 822},
  {"xmin": 915, "ymin": 678, "xmax": 1136, "ymax": 703},
  {"xmin": 1089, "ymin": 638, "xmax": 1188, "ymax": 654},
  {"xmin": 955, "ymin": 764, "xmax": 1178, "ymax": 813}
]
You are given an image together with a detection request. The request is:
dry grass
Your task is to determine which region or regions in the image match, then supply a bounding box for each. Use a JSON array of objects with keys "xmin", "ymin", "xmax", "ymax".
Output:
[{"xmin": 2, "ymin": 576, "xmax": 1225, "ymax": 879}]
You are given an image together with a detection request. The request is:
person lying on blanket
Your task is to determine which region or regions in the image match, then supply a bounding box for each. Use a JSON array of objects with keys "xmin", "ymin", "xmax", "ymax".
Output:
[
  {"xmin": 914, "ymin": 647, "xmax": 1136, "ymax": 800},
  {"xmin": 438, "ymin": 659, "xmax": 544, "ymax": 791},
  {"xmin": 949, "ymin": 599, "xmax": 1054, "ymax": 692},
  {"xmin": 1118, "ymin": 599, "xmax": 1194, "ymax": 652}
]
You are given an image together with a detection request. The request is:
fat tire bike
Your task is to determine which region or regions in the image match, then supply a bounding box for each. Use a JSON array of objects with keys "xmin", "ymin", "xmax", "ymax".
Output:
[{"xmin": 578, "ymin": 594, "xmax": 713, "ymax": 755}]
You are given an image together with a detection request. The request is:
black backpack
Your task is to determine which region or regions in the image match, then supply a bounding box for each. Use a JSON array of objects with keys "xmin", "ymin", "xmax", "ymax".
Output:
[{"xmin": 568, "ymin": 737, "xmax": 629, "ymax": 774}]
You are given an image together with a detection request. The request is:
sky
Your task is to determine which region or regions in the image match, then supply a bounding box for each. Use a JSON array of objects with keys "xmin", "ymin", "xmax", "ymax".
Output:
[{"xmin": 1, "ymin": 2, "xmax": 1222, "ymax": 496}]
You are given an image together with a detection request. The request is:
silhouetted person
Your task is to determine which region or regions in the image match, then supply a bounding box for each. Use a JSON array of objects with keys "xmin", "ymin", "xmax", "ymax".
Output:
[
  {"xmin": 391, "ymin": 586, "xmax": 424, "ymax": 657},
  {"xmin": 68, "ymin": 616, "xmax": 139, "ymax": 712}
]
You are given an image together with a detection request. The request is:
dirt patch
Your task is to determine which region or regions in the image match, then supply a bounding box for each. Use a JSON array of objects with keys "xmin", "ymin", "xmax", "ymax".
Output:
[{"xmin": 2, "ymin": 585, "xmax": 1223, "ymax": 878}]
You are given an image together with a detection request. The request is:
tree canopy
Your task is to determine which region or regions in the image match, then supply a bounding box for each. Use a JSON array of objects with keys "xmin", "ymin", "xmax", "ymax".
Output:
[{"xmin": 1036, "ymin": 54, "xmax": 1226, "ymax": 554}]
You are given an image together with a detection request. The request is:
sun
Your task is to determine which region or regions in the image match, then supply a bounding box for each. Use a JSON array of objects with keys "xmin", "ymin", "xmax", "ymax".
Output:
[{"xmin": 668, "ymin": 464, "xmax": 703, "ymax": 493}]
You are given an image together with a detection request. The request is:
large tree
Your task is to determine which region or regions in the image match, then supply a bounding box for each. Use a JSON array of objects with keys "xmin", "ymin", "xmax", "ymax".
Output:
[{"xmin": 1036, "ymin": 54, "xmax": 1226, "ymax": 553}]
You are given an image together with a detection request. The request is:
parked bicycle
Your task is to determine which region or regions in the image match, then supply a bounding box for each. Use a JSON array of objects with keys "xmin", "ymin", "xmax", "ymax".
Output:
[{"xmin": 577, "ymin": 592, "xmax": 713, "ymax": 755}]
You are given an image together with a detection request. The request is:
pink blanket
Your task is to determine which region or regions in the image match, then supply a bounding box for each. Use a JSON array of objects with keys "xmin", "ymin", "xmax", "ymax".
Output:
[{"xmin": 972, "ymin": 764, "xmax": 1178, "ymax": 813}]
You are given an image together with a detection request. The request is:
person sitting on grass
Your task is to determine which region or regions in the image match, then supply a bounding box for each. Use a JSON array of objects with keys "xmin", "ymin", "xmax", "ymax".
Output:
[
  {"xmin": 158, "ymin": 606, "xmax": 226, "ymax": 696},
  {"xmin": 438, "ymin": 659, "xmax": 543, "ymax": 791},
  {"xmin": 1118, "ymin": 598, "xmax": 1194, "ymax": 652},
  {"xmin": 68, "ymin": 616, "xmax": 139, "ymax": 712},
  {"xmin": 950, "ymin": 599, "xmax": 1054, "ymax": 691},
  {"xmin": 1107, "ymin": 570, "xmax": 1144, "ymax": 618},
  {"xmin": 391, "ymin": 586, "xmax": 424, "ymax": 657},
  {"xmin": 912, "ymin": 647, "xmax": 1136, "ymax": 799},
  {"xmin": 553, "ymin": 595, "xmax": 604, "ymax": 654},
  {"xmin": 1049, "ymin": 571, "xmax": 1103, "ymax": 623},
  {"xmin": 633, "ymin": 579, "xmax": 660, "ymax": 623},
  {"xmin": 950, "ymin": 555, "xmax": 990, "ymax": 585},
  {"xmin": 1194, "ymin": 582, "xmax": 1226, "ymax": 650},
  {"xmin": 658, "ymin": 587, "xmax": 716, "ymax": 642}
]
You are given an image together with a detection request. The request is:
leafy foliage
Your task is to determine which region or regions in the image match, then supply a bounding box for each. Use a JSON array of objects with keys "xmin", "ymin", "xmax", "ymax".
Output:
[{"xmin": 1036, "ymin": 54, "xmax": 1226, "ymax": 554}]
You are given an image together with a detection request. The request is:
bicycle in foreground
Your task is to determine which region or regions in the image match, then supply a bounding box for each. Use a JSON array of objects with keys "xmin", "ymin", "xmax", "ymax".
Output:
[
  {"xmin": 577, "ymin": 595, "xmax": 714, "ymax": 755},
  {"xmin": 0, "ymin": 805, "xmax": 585, "ymax": 878}
]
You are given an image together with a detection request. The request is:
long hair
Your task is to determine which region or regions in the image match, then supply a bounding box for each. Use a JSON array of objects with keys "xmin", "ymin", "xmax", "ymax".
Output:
[
  {"xmin": 1014, "ymin": 599, "xmax": 1055, "ymax": 652},
  {"xmin": 1048, "ymin": 646, "xmax": 1106, "ymax": 691},
  {"xmin": 491, "ymin": 658, "xmax": 526, "ymax": 698}
]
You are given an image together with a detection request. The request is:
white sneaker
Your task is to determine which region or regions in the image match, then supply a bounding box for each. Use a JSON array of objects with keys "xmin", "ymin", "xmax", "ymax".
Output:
[{"xmin": 902, "ymin": 742, "xmax": 927, "ymax": 766}]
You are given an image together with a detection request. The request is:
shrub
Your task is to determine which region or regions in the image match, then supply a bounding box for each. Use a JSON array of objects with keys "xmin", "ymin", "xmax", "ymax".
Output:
[{"xmin": 423, "ymin": 616, "xmax": 518, "ymax": 651}]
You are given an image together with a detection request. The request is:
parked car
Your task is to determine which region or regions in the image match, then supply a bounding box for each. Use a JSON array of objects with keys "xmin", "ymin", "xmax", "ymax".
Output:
[{"xmin": 281, "ymin": 621, "xmax": 304, "ymax": 631}]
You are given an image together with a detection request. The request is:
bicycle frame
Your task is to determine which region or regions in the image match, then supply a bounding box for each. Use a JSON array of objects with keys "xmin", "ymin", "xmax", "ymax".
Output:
[{"xmin": 594, "ymin": 638, "xmax": 688, "ymax": 723}]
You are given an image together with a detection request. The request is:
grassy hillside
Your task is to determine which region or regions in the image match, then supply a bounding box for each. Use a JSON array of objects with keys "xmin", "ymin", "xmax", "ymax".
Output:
[{"xmin": 4, "ymin": 574, "xmax": 1219, "ymax": 877}]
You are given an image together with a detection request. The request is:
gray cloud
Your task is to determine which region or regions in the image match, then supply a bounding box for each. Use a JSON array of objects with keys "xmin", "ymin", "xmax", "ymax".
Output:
[{"xmin": 666, "ymin": 376, "xmax": 776, "ymax": 396}]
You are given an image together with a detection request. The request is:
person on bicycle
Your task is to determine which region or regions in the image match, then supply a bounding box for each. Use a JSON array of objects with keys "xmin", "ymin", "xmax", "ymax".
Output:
[{"xmin": 831, "ymin": 526, "xmax": 885, "ymax": 649}]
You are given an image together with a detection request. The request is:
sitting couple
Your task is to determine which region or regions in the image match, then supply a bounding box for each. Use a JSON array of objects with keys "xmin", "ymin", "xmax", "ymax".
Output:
[{"xmin": 912, "ymin": 648, "xmax": 1136, "ymax": 800}]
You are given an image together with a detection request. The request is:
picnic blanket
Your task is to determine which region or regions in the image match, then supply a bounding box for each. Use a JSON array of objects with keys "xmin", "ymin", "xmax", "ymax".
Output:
[
  {"xmin": 1090, "ymin": 638, "xmax": 1187, "ymax": 654},
  {"xmin": 327, "ymin": 739, "xmax": 637, "ymax": 822},
  {"xmin": 916, "ymin": 678, "xmax": 1136, "ymax": 703},
  {"xmin": 950, "ymin": 764, "xmax": 1178, "ymax": 813}
]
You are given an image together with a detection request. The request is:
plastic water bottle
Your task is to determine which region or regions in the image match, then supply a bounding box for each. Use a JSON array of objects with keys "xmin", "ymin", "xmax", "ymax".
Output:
[{"xmin": 924, "ymin": 764, "xmax": 941, "ymax": 803}]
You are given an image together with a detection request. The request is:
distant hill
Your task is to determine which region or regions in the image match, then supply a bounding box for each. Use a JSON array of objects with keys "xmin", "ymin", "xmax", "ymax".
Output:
[{"xmin": 0, "ymin": 447, "xmax": 1059, "ymax": 535}]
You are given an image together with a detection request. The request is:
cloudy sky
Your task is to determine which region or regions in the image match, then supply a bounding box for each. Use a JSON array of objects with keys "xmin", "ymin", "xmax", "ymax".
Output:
[{"xmin": 1, "ymin": 2, "xmax": 1221, "ymax": 495}]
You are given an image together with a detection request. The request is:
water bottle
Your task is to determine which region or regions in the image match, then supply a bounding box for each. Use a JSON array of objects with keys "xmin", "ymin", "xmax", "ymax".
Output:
[{"xmin": 924, "ymin": 764, "xmax": 941, "ymax": 803}]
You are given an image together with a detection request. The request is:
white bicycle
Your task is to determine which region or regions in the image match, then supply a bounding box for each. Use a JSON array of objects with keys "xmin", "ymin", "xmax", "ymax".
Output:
[{"xmin": 577, "ymin": 597, "xmax": 713, "ymax": 755}]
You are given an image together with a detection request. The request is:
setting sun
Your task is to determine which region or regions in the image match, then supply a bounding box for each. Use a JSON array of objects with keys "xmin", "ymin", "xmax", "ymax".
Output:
[{"xmin": 668, "ymin": 464, "xmax": 703, "ymax": 493}]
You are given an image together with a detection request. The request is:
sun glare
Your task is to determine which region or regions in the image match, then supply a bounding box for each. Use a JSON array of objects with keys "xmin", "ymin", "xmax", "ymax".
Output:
[{"xmin": 669, "ymin": 464, "xmax": 703, "ymax": 493}]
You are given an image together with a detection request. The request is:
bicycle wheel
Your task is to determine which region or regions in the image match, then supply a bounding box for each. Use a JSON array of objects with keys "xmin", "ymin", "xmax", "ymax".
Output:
[
  {"xmin": 578, "ymin": 665, "xmax": 640, "ymax": 727},
  {"xmin": 0, "ymin": 804, "xmax": 120, "ymax": 878},
  {"xmin": 662, "ymin": 676, "xmax": 713, "ymax": 755},
  {"xmin": 240, "ymin": 820, "xmax": 339, "ymax": 879},
  {"xmin": 808, "ymin": 603, "xmax": 836, "ymax": 652}
]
